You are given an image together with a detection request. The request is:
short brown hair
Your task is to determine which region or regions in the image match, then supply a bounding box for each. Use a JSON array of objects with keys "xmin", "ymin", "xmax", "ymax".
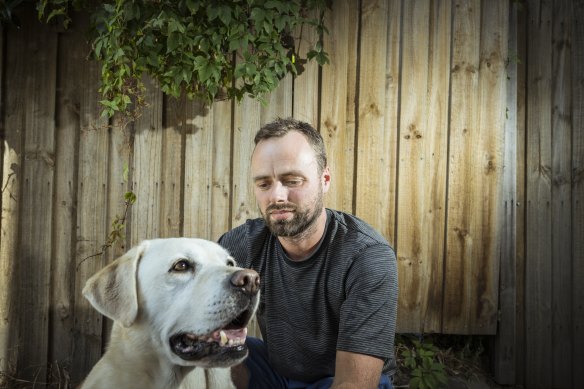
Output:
[{"xmin": 254, "ymin": 117, "xmax": 328, "ymax": 174}]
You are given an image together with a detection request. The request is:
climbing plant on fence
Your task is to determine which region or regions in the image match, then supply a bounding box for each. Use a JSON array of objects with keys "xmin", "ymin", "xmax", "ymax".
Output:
[{"xmin": 29, "ymin": 0, "xmax": 330, "ymax": 117}]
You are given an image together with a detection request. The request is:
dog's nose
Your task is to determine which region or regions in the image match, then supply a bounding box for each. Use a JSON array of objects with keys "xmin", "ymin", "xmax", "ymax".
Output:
[{"xmin": 230, "ymin": 269, "xmax": 260, "ymax": 295}]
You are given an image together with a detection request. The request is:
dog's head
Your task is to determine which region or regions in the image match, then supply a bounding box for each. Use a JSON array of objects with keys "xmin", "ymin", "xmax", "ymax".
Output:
[{"xmin": 82, "ymin": 238, "xmax": 260, "ymax": 368}]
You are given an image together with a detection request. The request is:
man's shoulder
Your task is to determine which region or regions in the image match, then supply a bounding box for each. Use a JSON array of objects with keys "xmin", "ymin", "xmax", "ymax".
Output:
[
  {"xmin": 220, "ymin": 217, "xmax": 269, "ymax": 243},
  {"xmin": 218, "ymin": 218, "xmax": 272, "ymax": 268},
  {"xmin": 327, "ymin": 208, "xmax": 391, "ymax": 247}
]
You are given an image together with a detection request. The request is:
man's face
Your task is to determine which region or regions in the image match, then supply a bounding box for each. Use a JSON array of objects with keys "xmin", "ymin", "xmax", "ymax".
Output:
[{"xmin": 251, "ymin": 131, "xmax": 330, "ymax": 237}]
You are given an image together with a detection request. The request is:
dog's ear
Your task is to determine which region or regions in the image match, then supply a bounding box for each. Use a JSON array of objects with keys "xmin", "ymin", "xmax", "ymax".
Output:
[{"xmin": 82, "ymin": 241, "xmax": 149, "ymax": 327}]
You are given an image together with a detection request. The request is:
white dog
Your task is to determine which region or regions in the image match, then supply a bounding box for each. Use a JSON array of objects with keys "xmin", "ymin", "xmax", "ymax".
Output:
[{"xmin": 80, "ymin": 238, "xmax": 260, "ymax": 389}]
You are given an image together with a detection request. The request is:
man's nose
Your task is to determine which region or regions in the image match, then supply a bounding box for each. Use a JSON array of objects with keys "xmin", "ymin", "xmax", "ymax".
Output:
[{"xmin": 268, "ymin": 181, "xmax": 288, "ymax": 202}]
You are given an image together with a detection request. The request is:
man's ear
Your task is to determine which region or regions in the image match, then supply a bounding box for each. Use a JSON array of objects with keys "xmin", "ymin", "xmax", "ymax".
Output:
[
  {"xmin": 82, "ymin": 240, "xmax": 150, "ymax": 327},
  {"xmin": 322, "ymin": 166, "xmax": 331, "ymax": 193}
]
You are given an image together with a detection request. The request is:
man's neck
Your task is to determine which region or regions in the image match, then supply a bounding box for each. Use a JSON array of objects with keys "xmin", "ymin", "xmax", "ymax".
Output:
[{"xmin": 278, "ymin": 209, "xmax": 327, "ymax": 261}]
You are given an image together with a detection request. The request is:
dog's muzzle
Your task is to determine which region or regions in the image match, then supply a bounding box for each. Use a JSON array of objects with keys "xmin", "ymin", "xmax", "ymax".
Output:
[{"xmin": 170, "ymin": 269, "xmax": 260, "ymax": 364}]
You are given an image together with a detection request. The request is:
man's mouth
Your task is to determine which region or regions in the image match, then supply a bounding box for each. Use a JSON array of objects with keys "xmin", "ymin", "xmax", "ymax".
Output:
[{"xmin": 270, "ymin": 209, "xmax": 293, "ymax": 219}]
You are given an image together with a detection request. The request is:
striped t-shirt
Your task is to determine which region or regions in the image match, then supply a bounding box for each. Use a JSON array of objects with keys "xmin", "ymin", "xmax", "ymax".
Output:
[{"xmin": 218, "ymin": 208, "xmax": 398, "ymax": 382}]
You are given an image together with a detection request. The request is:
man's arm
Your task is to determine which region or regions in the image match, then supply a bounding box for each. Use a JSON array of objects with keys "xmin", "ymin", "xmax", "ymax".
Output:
[{"xmin": 331, "ymin": 350, "xmax": 384, "ymax": 389}]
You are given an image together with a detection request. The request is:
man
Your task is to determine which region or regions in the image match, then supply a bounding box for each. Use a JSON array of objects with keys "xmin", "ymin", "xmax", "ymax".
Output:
[{"xmin": 218, "ymin": 117, "xmax": 398, "ymax": 389}]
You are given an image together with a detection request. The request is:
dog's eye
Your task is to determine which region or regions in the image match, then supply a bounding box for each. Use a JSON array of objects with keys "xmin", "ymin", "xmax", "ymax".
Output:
[
  {"xmin": 171, "ymin": 259, "xmax": 192, "ymax": 272},
  {"xmin": 226, "ymin": 258, "xmax": 236, "ymax": 267}
]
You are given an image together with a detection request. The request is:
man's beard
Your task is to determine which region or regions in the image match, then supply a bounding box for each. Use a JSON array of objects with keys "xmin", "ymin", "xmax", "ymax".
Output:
[{"xmin": 262, "ymin": 191, "xmax": 323, "ymax": 238}]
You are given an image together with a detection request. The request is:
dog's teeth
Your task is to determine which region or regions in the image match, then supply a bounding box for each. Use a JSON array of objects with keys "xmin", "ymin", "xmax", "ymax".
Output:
[{"xmin": 220, "ymin": 330, "xmax": 228, "ymax": 346}]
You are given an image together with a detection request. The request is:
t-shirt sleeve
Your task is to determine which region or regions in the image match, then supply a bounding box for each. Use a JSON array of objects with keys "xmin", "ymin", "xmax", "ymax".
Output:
[
  {"xmin": 217, "ymin": 225, "xmax": 250, "ymax": 268},
  {"xmin": 336, "ymin": 243, "xmax": 398, "ymax": 361}
]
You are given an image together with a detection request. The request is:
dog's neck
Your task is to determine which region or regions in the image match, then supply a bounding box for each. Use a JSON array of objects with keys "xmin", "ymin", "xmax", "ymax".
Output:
[{"xmin": 98, "ymin": 322, "xmax": 200, "ymax": 388}]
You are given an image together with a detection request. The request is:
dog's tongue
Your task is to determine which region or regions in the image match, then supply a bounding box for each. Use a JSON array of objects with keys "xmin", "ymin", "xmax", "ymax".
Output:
[{"xmin": 214, "ymin": 327, "xmax": 247, "ymax": 347}]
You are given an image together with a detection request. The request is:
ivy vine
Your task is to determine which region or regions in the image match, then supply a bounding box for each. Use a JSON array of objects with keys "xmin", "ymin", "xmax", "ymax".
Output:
[{"xmin": 33, "ymin": 0, "xmax": 330, "ymax": 118}]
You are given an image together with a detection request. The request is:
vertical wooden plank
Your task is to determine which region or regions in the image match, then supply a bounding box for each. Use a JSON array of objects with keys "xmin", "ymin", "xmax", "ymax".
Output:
[
  {"xmin": 320, "ymin": 0, "xmax": 359, "ymax": 214},
  {"xmin": 71, "ymin": 41, "xmax": 110, "ymax": 389},
  {"xmin": 355, "ymin": 0, "xmax": 391, "ymax": 238},
  {"xmin": 232, "ymin": 98, "xmax": 261, "ymax": 230},
  {"xmin": 13, "ymin": 9, "xmax": 57, "ymax": 382},
  {"xmin": 232, "ymin": 94, "xmax": 261, "ymax": 338},
  {"xmin": 209, "ymin": 101, "xmax": 233, "ymax": 241},
  {"xmin": 474, "ymin": 0, "xmax": 508, "ymax": 334},
  {"xmin": 383, "ymin": 0, "xmax": 401, "ymax": 248},
  {"xmin": 443, "ymin": 0, "xmax": 481, "ymax": 334},
  {"xmin": 525, "ymin": 0, "xmax": 553, "ymax": 387},
  {"xmin": 161, "ymin": 94, "xmax": 185, "ymax": 238},
  {"xmin": 293, "ymin": 9, "xmax": 319, "ymax": 124},
  {"xmin": 445, "ymin": 0, "xmax": 507, "ymax": 334},
  {"xmin": 1, "ymin": 21, "xmax": 23, "ymax": 379},
  {"xmin": 49, "ymin": 14, "xmax": 86, "ymax": 379},
  {"xmin": 261, "ymin": 74, "xmax": 293, "ymax": 124},
  {"xmin": 108, "ymin": 120, "xmax": 132, "ymax": 255},
  {"xmin": 572, "ymin": 2, "xmax": 584, "ymax": 387},
  {"xmin": 514, "ymin": 1, "xmax": 528, "ymax": 384},
  {"xmin": 184, "ymin": 101, "xmax": 213, "ymax": 240},
  {"xmin": 396, "ymin": 0, "xmax": 450, "ymax": 333},
  {"xmin": 493, "ymin": 1, "xmax": 519, "ymax": 383},
  {"xmin": 101, "ymin": 115, "xmax": 134, "ymax": 345},
  {"xmin": 209, "ymin": 100, "xmax": 233, "ymax": 240},
  {"xmin": 184, "ymin": 100, "xmax": 232, "ymax": 241},
  {"xmin": 130, "ymin": 77, "xmax": 163, "ymax": 246},
  {"xmin": 551, "ymin": 1, "xmax": 573, "ymax": 387}
]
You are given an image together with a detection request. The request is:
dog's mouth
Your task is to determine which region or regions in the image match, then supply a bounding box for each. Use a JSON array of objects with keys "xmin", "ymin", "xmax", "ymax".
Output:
[{"xmin": 169, "ymin": 308, "xmax": 254, "ymax": 363}]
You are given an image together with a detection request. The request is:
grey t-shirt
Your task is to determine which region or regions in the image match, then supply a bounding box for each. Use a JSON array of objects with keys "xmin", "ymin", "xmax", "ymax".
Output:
[{"xmin": 218, "ymin": 208, "xmax": 398, "ymax": 382}]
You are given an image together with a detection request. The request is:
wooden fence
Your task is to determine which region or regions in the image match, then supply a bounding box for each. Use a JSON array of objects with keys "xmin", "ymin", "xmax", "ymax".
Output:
[{"xmin": 0, "ymin": 0, "xmax": 582, "ymax": 388}]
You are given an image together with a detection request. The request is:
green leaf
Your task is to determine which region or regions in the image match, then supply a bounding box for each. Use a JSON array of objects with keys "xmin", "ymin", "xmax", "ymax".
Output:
[
  {"xmin": 315, "ymin": 51, "xmax": 330, "ymax": 65},
  {"xmin": 425, "ymin": 374, "xmax": 438, "ymax": 388},
  {"xmin": 274, "ymin": 15, "xmax": 286, "ymax": 31},
  {"xmin": 420, "ymin": 375, "xmax": 431, "ymax": 389},
  {"xmin": 218, "ymin": 5, "xmax": 232, "ymax": 25},
  {"xmin": 265, "ymin": 1, "xmax": 282, "ymax": 11},
  {"xmin": 167, "ymin": 32, "xmax": 181, "ymax": 52},
  {"xmin": 422, "ymin": 357, "xmax": 432, "ymax": 370},
  {"xmin": 206, "ymin": 4, "xmax": 220, "ymax": 21},
  {"xmin": 99, "ymin": 99, "xmax": 116, "ymax": 109},
  {"xmin": 124, "ymin": 191, "xmax": 137, "ymax": 204},
  {"xmin": 45, "ymin": 8, "xmax": 66, "ymax": 23},
  {"xmin": 94, "ymin": 38, "xmax": 104, "ymax": 57},
  {"xmin": 432, "ymin": 362, "xmax": 444, "ymax": 372},
  {"xmin": 250, "ymin": 7, "xmax": 265, "ymax": 25},
  {"xmin": 437, "ymin": 373, "xmax": 448, "ymax": 384},
  {"xmin": 410, "ymin": 377, "xmax": 421, "ymax": 389},
  {"xmin": 199, "ymin": 64, "xmax": 213, "ymax": 82},
  {"xmin": 114, "ymin": 48, "xmax": 125, "ymax": 60},
  {"xmin": 185, "ymin": 0, "xmax": 200, "ymax": 14}
]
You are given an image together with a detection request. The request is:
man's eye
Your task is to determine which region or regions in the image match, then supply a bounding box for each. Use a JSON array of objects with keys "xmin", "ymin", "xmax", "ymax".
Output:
[
  {"xmin": 256, "ymin": 182, "xmax": 270, "ymax": 190},
  {"xmin": 286, "ymin": 179, "xmax": 302, "ymax": 186},
  {"xmin": 170, "ymin": 259, "xmax": 192, "ymax": 272}
]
